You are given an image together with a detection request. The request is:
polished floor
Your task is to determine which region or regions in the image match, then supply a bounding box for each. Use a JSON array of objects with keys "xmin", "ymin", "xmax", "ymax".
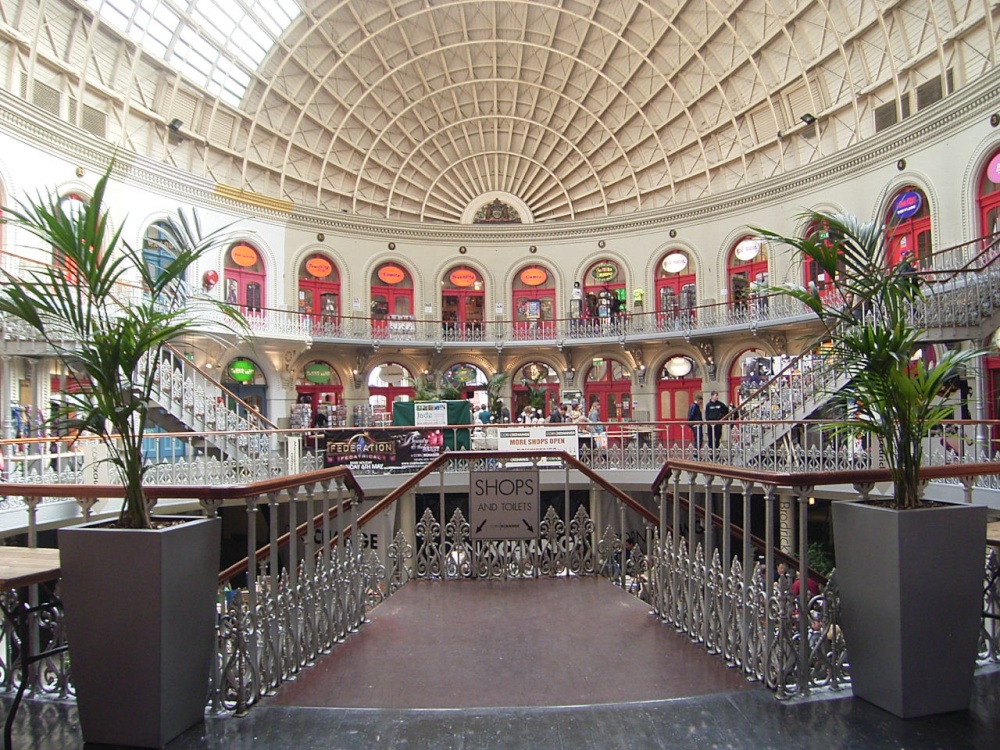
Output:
[{"xmin": 4, "ymin": 577, "xmax": 1000, "ymax": 749}]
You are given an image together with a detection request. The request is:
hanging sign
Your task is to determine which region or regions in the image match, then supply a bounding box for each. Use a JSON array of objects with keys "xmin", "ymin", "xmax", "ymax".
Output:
[
  {"xmin": 469, "ymin": 469, "xmax": 540, "ymax": 541},
  {"xmin": 451, "ymin": 365, "xmax": 476, "ymax": 384},
  {"xmin": 380, "ymin": 364, "xmax": 405, "ymax": 385},
  {"xmin": 306, "ymin": 256, "xmax": 333, "ymax": 278},
  {"xmin": 228, "ymin": 359, "xmax": 256, "ymax": 383},
  {"xmin": 519, "ymin": 267, "xmax": 548, "ymax": 286},
  {"xmin": 591, "ymin": 262, "xmax": 618, "ymax": 282},
  {"xmin": 734, "ymin": 239, "xmax": 761, "ymax": 261},
  {"xmin": 892, "ymin": 191, "xmax": 922, "ymax": 220},
  {"xmin": 230, "ymin": 244, "xmax": 258, "ymax": 267},
  {"xmin": 378, "ymin": 265, "xmax": 406, "ymax": 285},
  {"xmin": 662, "ymin": 253, "xmax": 688, "ymax": 273},
  {"xmin": 304, "ymin": 362, "xmax": 333, "ymax": 384},
  {"xmin": 449, "ymin": 268, "xmax": 478, "ymax": 287}
]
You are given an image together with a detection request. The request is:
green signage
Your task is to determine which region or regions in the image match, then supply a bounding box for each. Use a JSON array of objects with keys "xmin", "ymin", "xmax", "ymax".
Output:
[
  {"xmin": 228, "ymin": 358, "xmax": 255, "ymax": 383},
  {"xmin": 592, "ymin": 263, "xmax": 618, "ymax": 282},
  {"xmin": 304, "ymin": 362, "xmax": 332, "ymax": 384}
]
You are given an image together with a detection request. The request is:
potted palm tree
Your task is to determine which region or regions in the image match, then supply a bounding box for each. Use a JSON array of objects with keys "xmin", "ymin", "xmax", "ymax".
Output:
[
  {"xmin": 0, "ymin": 163, "xmax": 245, "ymax": 746},
  {"xmin": 757, "ymin": 211, "xmax": 986, "ymax": 718}
]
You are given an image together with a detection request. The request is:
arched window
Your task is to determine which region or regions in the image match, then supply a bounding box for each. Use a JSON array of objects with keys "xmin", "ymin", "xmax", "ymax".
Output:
[
  {"xmin": 512, "ymin": 265, "xmax": 555, "ymax": 339},
  {"xmin": 55, "ymin": 192, "xmax": 88, "ymax": 279},
  {"xmin": 441, "ymin": 265, "xmax": 485, "ymax": 340},
  {"xmin": 293, "ymin": 360, "xmax": 344, "ymax": 428},
  {"xmin": 655, "ymin": 250, "xmax": 696, "ymax": 330},
  {"xmin": 142, "ymin": 219, "xmax": 184, "ymax": 304},
  {"xmin": 367, "ymin": 362, "xmax": 415, "ymax": 423},
  {"xmin": 728, "ymin": 348, "xmax": 768, "ymax": 407},
  {"xmin": 657, "ymin": 356, "xmax": 701, "ymax": 443},
  {"xmin": 884, "ymin": 186, "xmax": 932, "ymax": 268},
  {"xmin": 976, "ymin": 148, "xmax": 1000, "ymax": 253},
  {"xmin": 801, "ymin": 219, "xmax": 845, "ymax": 304},
  {"xmin": 513, "ymin": 362, "xmax": 561, "ymax": 419},
  {"xmin": 584, "ymin": 357, "xmax": 632, "ymax": 422},
  {"xmin": 371, "ymin": 264, "xmax": 414, "ymax": 337},
  {"xmin": 224, "ymin": 241, "xmax": 266, "ymax": 313},
  {"xmin": 727, "ymin": 237, "xmax": 768, "ymax": 312},
  {"xmin": 443, "ymin": 363, "xmax": 489, "ymax": 403},
  {"xmin": 298, "ymin": 254, "xmax": 340, "ymax": 331},
  {"xmin": 582, "ymin": 260, "xmax": 627, "ymax": 329},
  {"xmin": 222, "ymin": 357, "xmax": 268, "ymax": 417}
]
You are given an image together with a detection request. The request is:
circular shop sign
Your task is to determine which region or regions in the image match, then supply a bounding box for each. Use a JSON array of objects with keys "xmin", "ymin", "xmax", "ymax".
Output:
[
  {"xmin": 591, "ymin": 262, "xmax": 618, "ymax": 283},
  {"xmin": 734, "ymin": 239, "xmax": 761, "ymax": 261},
  {"xmin": 662, "ymin": 252, "xmax": 688, "ymax": 273},
  {"xmin": 230, "ymin": 244, "xmax": 259, "ymax": 267},
  {"xmin": 449, "ymin": 268, "xmax": 478, "ymax": 287},
  {"xmin": 377, "ymin": 265, "xmax": 406, "ymax": 285},
  {"xmin": 305, "ymin": 256, "xmax": 333, "ymax": 278},
  {"xmin": 228, "ymin": 358, "xmax": 256, "ymax": 383},
  {"xmin": 892, "ymin": 190, "xmax": 922, "ymax": 220},
  {"xmin": 304, "ymin": 362, "xmax": 333, "ymax": 384},
  {"xmin": 519, "ymin": 267, "xmax": 548, "ymax": 286}
]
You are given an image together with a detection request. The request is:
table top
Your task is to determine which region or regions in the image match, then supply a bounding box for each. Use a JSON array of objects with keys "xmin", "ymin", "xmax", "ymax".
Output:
[{"xmin": 0, "ymin": 547, "xmax": 61, "ymax": 590}]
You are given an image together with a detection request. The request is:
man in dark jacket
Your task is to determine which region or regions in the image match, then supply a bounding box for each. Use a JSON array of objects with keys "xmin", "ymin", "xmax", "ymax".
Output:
[
  {"xmin": 687, "ymin": 394, "xmax": 704, "ymax": 453},
  {"xmin": 704, "ymin": 391, "xmax": 730, "ymax": 450}
]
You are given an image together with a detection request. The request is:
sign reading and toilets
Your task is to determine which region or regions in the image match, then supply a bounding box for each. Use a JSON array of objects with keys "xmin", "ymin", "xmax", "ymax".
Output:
[{"xmin": 469, "ymin": 469, "xmax": 539, "ymax": 541}]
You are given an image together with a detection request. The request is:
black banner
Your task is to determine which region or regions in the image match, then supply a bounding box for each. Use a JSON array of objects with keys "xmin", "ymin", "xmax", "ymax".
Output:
[{"xmin": 321, "ymin": 428, "xmax": 443, "ymax": 472}]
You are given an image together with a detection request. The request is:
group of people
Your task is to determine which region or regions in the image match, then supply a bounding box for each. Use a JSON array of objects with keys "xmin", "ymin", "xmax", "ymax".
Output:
[
  {"xmin": 686, "ymin": 391, "xmax": 731, "ymax": 452},
  {"xmin": 474, "ymin": 399, "xmax": 511, "ymax": 424}
]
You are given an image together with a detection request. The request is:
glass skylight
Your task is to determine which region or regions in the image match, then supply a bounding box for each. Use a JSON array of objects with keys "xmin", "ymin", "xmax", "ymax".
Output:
[{"xmin": 85, "ymin": 0, "xmax": 299, "ymax": 106}]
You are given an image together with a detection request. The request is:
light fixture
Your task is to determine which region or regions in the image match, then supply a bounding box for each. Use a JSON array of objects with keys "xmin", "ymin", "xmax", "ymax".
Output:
[
  {"xmin": 168, "ymin": 118, "xmax": 183, "ymax": 131},
  {"xmin": 800, "ymin": 113, "xmax": 817, "ymax": 126}
]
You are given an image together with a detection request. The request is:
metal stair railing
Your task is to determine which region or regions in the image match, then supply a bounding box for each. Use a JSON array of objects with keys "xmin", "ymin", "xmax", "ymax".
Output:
[{"xmin": 146, "ymin": 344, "xmax": 276, "ymax": 466}]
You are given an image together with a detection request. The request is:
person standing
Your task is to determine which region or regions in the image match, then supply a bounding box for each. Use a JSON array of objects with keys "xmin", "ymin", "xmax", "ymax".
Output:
[
  {"xmin": 686, "ymin": 394, "xmax": 704, "ymax": 453},
  {"xmin": 494, "ymin": 399, "xmax": 511, "ymax": 423},
  {"xmin": 704, "ymin": 391, "xmax": 730, "ymax": 451}
]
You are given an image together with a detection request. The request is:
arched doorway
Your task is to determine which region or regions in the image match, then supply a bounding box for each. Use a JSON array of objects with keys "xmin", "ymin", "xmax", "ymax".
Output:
[
  {"xmin": 441, "ymin": 265, "xmax": 485, "ymax": 340},
  {"xmin": 655, "ymin": 250, "xmax": 696, "ymax": 330},
  {"xmin": 728, "ymin": 348, "xmax": 768, "ymax": 408},
  {"xmin": 513, "ymin": 265, "xmax": 556, "ymax": 339},
  {"xmin": 292, "ymin": 360, "xmax": 345, "ymax": 428},
  {"xmin": 512, "ymin": 362, "xmax": 561, "ymax": 419},
  {"xmin": 727, "ymin": 237, "xmax": 768, "ymax": 313},
  {"xmin": 371, "ymin": 264, "xmax": 414, "ymax": 338},
  {"xmin": 977, "ymin": 147, "xmax": 1000, "ymax": 250},
  {"xmin": 298, "ymin": 254, "xmax": 341, "ymax": 331},
  {"xmin": 367, "ymin": 362, "xmax": 416, "ymax": 425},
  {"xmin": 224, "ymin": 241, "xmax": 266, "ymax": 314},
  {"xmin": 142, "ymin": 219, "xmax": 185, "ymax": 303},
  {"xmin": 885, "ymin": 186, "xmax": 932, "ymax": 268},
  {"xmin": 801, "ymin": 220, "xmax": 844, "ymax": 304},
  {"xmin": 584, "ymin": 357, "xmax": 632, "ymax": 423},
  {"xmin": 222, "ymin": 357, "xmax": 268, "ymax": 418},
  {"xmin": 657, "ymin": 356, "xmax": 701, "ymax": 443},
  {"xmin": 583, "ymin": 259, "xmax": 627, "ymax": 332}
]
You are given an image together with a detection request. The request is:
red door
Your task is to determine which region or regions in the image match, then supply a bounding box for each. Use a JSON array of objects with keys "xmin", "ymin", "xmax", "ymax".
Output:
[{"xmin": 658, "ymin": 377, "xmax": 702, "ymax": 443}]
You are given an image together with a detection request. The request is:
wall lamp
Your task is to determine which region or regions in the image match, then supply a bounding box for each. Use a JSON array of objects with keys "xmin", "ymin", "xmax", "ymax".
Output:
[{"xmin": 800, "ymin": 113, "xmax": 817, "ymax": 126}]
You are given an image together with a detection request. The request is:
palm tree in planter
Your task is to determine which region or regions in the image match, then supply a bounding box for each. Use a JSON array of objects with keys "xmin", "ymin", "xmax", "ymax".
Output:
[
  {"xmin": 756, "ymin": 211, "xmax": 986, "ymax": 718},
  {"xmin": 0, "ymin": 163, "xmax": 247, "ymax": 747}
]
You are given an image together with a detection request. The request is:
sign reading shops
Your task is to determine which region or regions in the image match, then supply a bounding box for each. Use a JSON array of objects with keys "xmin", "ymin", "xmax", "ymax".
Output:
[{"xmin": 469, "ymin": 469, "xmax": 540, "ymax": 541}]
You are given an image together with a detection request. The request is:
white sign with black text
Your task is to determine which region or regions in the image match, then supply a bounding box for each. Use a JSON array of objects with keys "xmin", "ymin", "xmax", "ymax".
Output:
[{"xmin": 469, "ymin": 469, "xmax": 540, "ymax": 541}]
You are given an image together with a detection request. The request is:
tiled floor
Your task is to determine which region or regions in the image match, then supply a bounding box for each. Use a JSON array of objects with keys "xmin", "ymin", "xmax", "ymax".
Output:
[{"xmin": 5, "ymin": 577, "xmax": 1000, "ymax": 749}]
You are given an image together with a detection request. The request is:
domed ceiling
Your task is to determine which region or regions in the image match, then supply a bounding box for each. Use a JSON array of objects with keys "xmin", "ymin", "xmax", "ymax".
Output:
[{"xmin": 12, "ymin": 1, "xmax": 1000, "ymax": 223}]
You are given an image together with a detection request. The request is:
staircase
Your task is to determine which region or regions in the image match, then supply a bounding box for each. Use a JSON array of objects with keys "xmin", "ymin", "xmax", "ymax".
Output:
[
  {"xmin": 146, "ymin": 345, "xmax": 275, "ymax": 470},
  {"xmin": 724, "ymin": 232, "xmax": 1000, "ymax": 467}
]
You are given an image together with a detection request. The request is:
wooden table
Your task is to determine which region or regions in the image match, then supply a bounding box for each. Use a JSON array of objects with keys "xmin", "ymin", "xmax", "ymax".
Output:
[{"xmin": 0, "ymin": 547, "xmax": 62, "ymax": 750}]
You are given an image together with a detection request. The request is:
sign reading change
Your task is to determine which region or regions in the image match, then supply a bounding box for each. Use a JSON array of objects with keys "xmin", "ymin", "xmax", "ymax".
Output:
[{"xmin": 469, "ymin": 469, "xmax": 539, "ymax": 541}]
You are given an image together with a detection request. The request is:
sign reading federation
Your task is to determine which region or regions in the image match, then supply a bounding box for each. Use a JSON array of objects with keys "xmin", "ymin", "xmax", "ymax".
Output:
[{"xmin": 469, "ymin": 469, "xmax": 540, "ymax": 541}]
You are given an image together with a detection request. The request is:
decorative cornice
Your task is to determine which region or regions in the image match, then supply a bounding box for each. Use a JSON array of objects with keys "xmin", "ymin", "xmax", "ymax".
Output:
[{"xmin": 1, "ymin": 69, "xmax": 998, "ymax": 241}]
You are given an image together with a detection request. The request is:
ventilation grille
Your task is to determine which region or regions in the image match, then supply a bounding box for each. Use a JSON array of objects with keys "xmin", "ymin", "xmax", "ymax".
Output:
[{"xmin": 82, "ymin": 104, "xmax": 108, "ymax": 139}]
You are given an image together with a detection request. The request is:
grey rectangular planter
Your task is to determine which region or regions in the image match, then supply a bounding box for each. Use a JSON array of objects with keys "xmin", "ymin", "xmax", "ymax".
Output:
[
  {"xmin": 832, "ymin": 500, "xmax": 985, "ymax": 718},
  {"xmin": 59, "ymin": 515, "xmax": 221, "ymax": 748}
]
